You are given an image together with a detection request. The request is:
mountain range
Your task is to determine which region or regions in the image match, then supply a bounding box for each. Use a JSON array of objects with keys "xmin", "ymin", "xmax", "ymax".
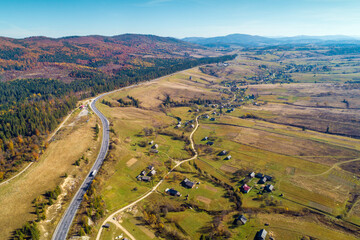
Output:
[
  {"xmin": 0, "ymin": 34, "xmax": 208, "ymax": 82},
  {"xmin": 183, "ymin": 33, "xmax": 360, "ymax": 47}
]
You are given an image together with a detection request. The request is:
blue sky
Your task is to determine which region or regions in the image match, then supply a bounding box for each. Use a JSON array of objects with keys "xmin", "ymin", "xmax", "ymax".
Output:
[{"xmin": 1, "ymin": 0, "xmax": 360, "ymax": 38}]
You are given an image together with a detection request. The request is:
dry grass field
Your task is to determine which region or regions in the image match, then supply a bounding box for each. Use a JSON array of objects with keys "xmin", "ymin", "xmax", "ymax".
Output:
[
  {"xmin": 0, "ymin": 108, "xmax": 102, "ymax": 239},
  {"xmin": 242, "ymin": 83, "xmax": 360, "ymax": 138},
  {"xmin": 91, "ymin": 64, "xmax": 360, "ymax": 240}
]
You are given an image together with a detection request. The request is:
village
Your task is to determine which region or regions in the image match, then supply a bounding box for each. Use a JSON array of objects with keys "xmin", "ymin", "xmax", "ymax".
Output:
[{"xmin": 88, "ymin": 61, "xmax": 360, "ymax": 240}]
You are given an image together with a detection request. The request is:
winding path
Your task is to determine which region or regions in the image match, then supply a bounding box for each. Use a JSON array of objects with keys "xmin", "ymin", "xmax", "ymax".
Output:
[
  {"xmin": 51, "ymin": 70, "xmax": 189, "ymax": 240},
  {"xmin": 96, "ymin": 115, "xmax": 200, "ymax": 240},
  {"xmin": 0, "ymin": 106, "xmax": 78, "ymax": 188},
  {"xmin": 0, "ymin": 162, "xmax": 33, "ymax": 187},
  {"xmin": 305, "ymin": 157, "xmax": 360, "ymax": 177}
]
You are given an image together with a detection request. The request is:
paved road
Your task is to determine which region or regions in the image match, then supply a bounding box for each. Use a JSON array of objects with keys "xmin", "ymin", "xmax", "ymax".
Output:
[
  {"xmin": 52, "ymin": 70, "xmax": 189, "ymax": 240},
  {"xmin": 96, "ymin": 115, "xmax": 201, "ymax": 240},
  {"xmin": 52, "ymin": 93, "xmax": 110, "ymax": 240},
  {"xmin": 51, "ymin": 73, "xmax": 180, "ymax": 240}
]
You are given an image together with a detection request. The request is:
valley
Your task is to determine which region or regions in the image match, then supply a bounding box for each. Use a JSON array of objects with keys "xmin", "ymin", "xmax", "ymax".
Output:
[{"xmin": 76, "ymin": 49, "xmax": 360, "ymax": 240}]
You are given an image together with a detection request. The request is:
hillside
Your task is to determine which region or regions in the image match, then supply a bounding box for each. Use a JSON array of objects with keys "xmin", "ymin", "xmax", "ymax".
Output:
[{"xmin": 0, "ymin": 34, "xmax": 213, "ymax": 82}]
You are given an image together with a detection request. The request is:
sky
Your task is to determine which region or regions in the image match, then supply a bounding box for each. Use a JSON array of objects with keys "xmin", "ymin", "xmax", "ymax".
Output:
[{"xmin": 1, "ymin": 0, "xmax": 360, "ymax": 39}]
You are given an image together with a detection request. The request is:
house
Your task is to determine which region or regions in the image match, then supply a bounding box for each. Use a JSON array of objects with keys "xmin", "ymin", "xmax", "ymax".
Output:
[
  {"xmin": 236, "ymin": 215, "xmax": 247, "ymax": 225},
  {"xmin": 206, "ymin": 141, "xmax": 214, "ymax": 146},
  {"xmin": 140, "ymin": 171, "xmax": 146, "ymax": 176},
  {"xmin": 225, "ymin": 155, "xmax": 232, "ymax": 160},
  {"xmin": 255, "ymin": 173, "xmax": 264, "ymax": 178},
  {"xmin": 102, "ymin": 223, "xmax": 110, "ymax": 228},
  {"xmin": 79, "ymin": 105, "xmax": 85, "ymax": 109},
  {"xmin": 241, "ymin": 184, "xmax": 252, "ymax": 193},
  {"xmin": 202, "ymin": 136, "xmax": 209, "ymax": 141},
  {"xmin": 249, "ymin": 172, "xmax": 255, "ymax": 178},
  {"xmin": 255, "ymin": 229, "xmax": 267, "ymax": 240},
  {"xmin": 150, "ymin": 149, "xmax": 159, "ymax": 154},
  {"xmin": 149, "ymin": 140, "xmax": 154, "ymax": 145},
  {"xmin": 166, "ymin": 188, "xmax": 181, "ymax": 197},
  {"xmin": 147, "ymin": 165, "xmax": 154, "ymax": 171},
  {"xmin": 258, "ymin": 177, "xmax": 267, "ymax": 184},
  {"xmin": 175, "ymin": 124, "xmax": 182, "ymax": 129},
  {"xmin": 148, "ymin": 169, "xmax": 156, "ymax": 176},
  {"xmin": 141, "ymin": 176, "xmax": 151, "ymax": 182},
  {"xmin": 203, "ymin": 115, "xmax": 210, "ymax": 119},
  {"xmin": 182, "ymin": 178, "xmax": 196, "ymax": 189},
  {"xmin": 219, "ymin": 150, "xmax": 227, "ymax": 156},
  {"xmin": 190, "ymin": 124, "xmax": 195, "ymax": 128},
  {"xmin": 264, "ymin": 175, "xmax": 273, "ymax": 181},
  {"xmin": 264, "ymin": 184, "xmax": 274, "ymax": 192},
  {"xmin": 151, "ymin": 144, "xmax": 158, "ymax": 149}
]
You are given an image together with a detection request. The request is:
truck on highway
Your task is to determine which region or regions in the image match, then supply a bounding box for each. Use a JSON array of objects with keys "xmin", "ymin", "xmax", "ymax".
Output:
[{"xmin": 90, "ymin": 170, "xmax": 97, "ymax": 177}]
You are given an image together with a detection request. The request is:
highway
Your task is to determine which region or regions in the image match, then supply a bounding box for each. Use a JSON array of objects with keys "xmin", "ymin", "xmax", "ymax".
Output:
[
  {"xmin": 51, "ymin": 71, "xmax": 183, "ymax": 240},
  {"xmin": 51, "ymin": 93, "xmax": 110, "ymax": 240}
]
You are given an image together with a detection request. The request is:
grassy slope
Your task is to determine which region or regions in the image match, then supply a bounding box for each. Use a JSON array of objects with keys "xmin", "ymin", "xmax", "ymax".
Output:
[{"xmin": 0, "ymin": 109, "xmax": 102, "ymax": 239}]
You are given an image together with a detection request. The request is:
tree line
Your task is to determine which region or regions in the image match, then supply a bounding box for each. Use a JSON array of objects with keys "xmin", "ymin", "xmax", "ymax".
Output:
[{"xmin": 0, "ymin": 54, "xmax": 236, "ymax": 182}]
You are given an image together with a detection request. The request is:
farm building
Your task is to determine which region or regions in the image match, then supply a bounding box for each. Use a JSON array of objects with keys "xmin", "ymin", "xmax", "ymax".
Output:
[
  {"xmin": 241, "ymin": 184, "xmax": 252, "ymax": 193},
  {"xmin": 264, "ymin": 184, "xmax": 274, "ymax": 192},
  {"xmin": 147, "ymin": 165, "xmax": 154, "ymax": 171},
  {"xmin": 166, "ymin": 188, "xmax": 181, "ymax": 197},
  {"xmin": 249, "ymin": 172, "xmax": 255, "ymax": 178},
  {"xmin": 148, "ymin": 140, "xmax": 154, "ymax": 145},
  {"xmin": 206, "ymin": 141, "xmax": 214, "ymax": 146},
  {"xmin": 137, "ymin": 175, "xmax": 151, "ymax": 182},
  {"xmin": 148, "ymin": 169, "xmax": 156, "ymax": 176},
  {"xmin": 151, "ymin": 144, "xmax": 158, "ymax": 149},
  {"xmin": 210, "ymin": 118, "xmax": 216, "ymax": 121},
  {"xmin": 182, "ymin": 178, "xmax": 196, "ymax": 189},
  {"xmin": 150, "ymin": 149, "xmax": 159, "ymax": 153},
  {"xmin": 255, "ymin": 173, "xmax": 264, "ymax": 178},
  {"xmin": 264, "ymin": 175, "xmax": 273, "ymax": 181},
  {"xmin": 225, "ymin": 155, "xmax": 232, "ymax": 160},
  {"xmin": 235, "ymin": 215, "xmax": 247, "ymax": 225},
  {"xmin": 258, "ymin": 177, "xmax": 267, "ymax": 184},
  {"xmin": 255, "ymin": 229, "xmax": 267, "ymax": 240},
  {"xmin": 219, "ymin": 150, "xmax": 227, "ymax": 156},
  {"xmin": 141, "ymin": 176, "xmax": 151, "ymax": 182},
  {"xmin": 202, "ymin": 136, "xmax": 209, "ymax": 141}
]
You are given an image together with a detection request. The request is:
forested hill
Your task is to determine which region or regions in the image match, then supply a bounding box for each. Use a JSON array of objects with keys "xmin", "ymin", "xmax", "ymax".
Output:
[
  {"xmin": 0, "ymin": 34, "xmax": 219, "ymax": 82},
  {"xmin": 0, "ymin": 33, "xmax": 236, "ymax": 181}
]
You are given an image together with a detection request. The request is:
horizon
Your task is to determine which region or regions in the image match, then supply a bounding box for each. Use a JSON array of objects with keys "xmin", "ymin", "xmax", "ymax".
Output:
[
  {"xmin": 1, "ymin": 0, "xmax": 360, "ymax": 39},
  {"xmin": 1, "ymin": 32, "xmax": 360, "ymax": 40}
]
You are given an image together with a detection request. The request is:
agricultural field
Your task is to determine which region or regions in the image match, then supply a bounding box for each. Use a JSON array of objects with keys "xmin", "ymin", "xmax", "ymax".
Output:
[{"xmin": 86, "ymin": 56, "xmax": 360, "ymax": 240}]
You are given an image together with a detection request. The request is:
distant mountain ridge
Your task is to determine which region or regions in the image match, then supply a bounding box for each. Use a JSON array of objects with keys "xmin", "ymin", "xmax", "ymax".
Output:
[
  {"xmin": 183, "ymin": 33, "xmax": 360, "ymax": 47},
  {"xmin": 0, "ymin": 33, "xmax": 208, "ymax": 82}
]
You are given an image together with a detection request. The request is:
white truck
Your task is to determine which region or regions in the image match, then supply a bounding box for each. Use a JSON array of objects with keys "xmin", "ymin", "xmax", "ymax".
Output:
[{"xmin": 90, "ymin": 170, "xmax": 97, "ymax": 177}]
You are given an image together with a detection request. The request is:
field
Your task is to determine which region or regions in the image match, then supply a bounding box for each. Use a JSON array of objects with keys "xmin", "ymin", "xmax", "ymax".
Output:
[
  {"xmin": 0, "ymin": 106, "xmax": 102, "ymax": 239},
  {"xmin": 88, "ymin": 58, "xmax": 360, "ymax": 240}
]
